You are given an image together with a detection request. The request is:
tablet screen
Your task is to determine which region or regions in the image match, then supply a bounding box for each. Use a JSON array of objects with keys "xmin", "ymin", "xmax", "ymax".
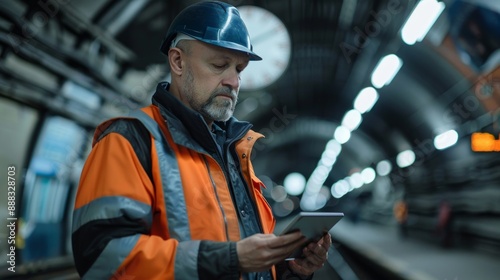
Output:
[{"xmin": 274, "ymin": 212, "xmax": 344, "ymax": 259}]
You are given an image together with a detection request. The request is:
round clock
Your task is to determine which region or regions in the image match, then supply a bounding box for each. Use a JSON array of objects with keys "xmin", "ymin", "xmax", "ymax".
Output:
[{"xmin": 238, "ymin": 5, "xmax": 292, "ymax": 91}]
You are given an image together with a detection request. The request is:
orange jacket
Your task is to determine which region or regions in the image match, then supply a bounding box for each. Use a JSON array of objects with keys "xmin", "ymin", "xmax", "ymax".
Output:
[{"xmin": 72, "ymin": 85, "xmax": 275, "ymax": 279}]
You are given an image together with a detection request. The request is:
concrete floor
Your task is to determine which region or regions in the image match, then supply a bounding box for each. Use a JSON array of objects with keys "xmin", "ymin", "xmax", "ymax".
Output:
[{"xmin": 330, "ymin": 219, "xmax": 500, "ymax": 280}]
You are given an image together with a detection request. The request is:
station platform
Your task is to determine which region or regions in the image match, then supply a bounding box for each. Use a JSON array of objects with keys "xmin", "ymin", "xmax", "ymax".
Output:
[
  {"xmin": 330, "ymin": 219, "xmax": 500, "ymax": 280},
  {"xmin": 5, "ymin": 218, "xmax": 499, "ymax": 280}
]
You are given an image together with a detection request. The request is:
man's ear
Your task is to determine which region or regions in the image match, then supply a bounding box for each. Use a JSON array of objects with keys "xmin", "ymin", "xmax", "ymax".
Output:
[{"xmin": 168, "ymin": 48, "xmax": 183, "ymax": 76}]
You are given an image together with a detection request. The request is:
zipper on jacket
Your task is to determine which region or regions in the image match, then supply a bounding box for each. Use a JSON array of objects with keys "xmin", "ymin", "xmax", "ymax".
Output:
[
  {"xmin": 235, "ymin": 166, "xmax": 265, "ymax": 234},
  {"xmin": 227, "ymin": 134, "xmax": 266, "ymax": 234},
  {"xmin": 203, "ymin": 155, "xmax": 231, "ymax": 241}
]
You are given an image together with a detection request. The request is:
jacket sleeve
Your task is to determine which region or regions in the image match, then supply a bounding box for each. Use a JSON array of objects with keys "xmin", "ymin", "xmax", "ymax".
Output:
[
  {"xmin": 72, "ymin": 123, "xmax": 240, "ymax": 280},
  {"xmin": 275, "ymin": 261, "xmax": 314, "ymax": 280}
]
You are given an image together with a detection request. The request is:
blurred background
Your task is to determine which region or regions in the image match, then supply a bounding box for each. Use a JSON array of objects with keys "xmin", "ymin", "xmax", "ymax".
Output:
[{"xmin": 1, "ymin": 0, "xmax": 499, "ymax": 279}]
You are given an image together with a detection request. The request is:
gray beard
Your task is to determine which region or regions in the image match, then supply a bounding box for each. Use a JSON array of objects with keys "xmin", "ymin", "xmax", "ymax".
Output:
[
  {"xmin": 183, "ymin": 67, "xmax": 238, "ymax": 122},
  {"xmin": 201, "ymin": 93, "xmax": 237, "ymax": 122}
]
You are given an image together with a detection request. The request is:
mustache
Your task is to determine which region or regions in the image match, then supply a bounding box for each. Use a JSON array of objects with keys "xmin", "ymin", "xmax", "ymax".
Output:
[{"xmin": 213, "ymin": 87, "xmax": 237, "ymax": 101}]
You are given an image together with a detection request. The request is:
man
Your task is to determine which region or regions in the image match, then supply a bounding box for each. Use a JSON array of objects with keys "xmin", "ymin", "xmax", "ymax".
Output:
[{"xmin": 72, "ymin": 1, "xmax": 330, "ymax": 279}]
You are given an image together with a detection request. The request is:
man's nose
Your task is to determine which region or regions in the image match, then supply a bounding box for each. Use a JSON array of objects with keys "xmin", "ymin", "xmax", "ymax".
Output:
[{"xmin": 222, "ymin": 69, "xmax": 240, "ymax": 91}]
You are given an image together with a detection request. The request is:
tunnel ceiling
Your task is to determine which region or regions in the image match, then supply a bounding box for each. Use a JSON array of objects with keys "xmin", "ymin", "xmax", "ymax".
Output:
[{"xmin": 1, "ymin": 0, "xmax": 496, "ymax": 201}]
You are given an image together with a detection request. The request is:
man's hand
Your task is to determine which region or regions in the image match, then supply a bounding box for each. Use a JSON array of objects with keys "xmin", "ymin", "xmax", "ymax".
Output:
[
  {"xmin": 288, "ymin": 232, "xmax": 332, "ymax": 276},
  {"xmin": 237, "ymin": 232, "xmax": 306, "ymax": 272}
]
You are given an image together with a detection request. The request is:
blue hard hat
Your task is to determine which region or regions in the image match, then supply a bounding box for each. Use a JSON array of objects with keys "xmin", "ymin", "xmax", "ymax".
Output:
[{"xmin": 160, "ymin": 1, "xmax": 262, "ymax": 61}]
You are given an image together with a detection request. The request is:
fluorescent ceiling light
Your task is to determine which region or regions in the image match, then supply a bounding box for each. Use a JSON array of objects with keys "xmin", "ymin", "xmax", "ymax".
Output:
[
  {"xmin": 341, "ymin": 109, "xmax": 363, "ymax": 131},
  {"xmin": 434, "ymin": 129, "xmax": 458, "ymax": 150},
  {"xmin": 300, "ymin": 195, "xmax": 317, "ymax": 211},
  {"xmin": 334, "ymin": 126, "xmax": 351, "ymax": 144},
  {"xmin": 376, "ymin": 160, "xmax": 392, "ymax": 176},
  {"xmin": 271, "ymin": 185, "xmax": 287, "ymax": 202},
  {"xmin": 361, "ymin": 167, "xmax": 376, "ymax": 184},
  {"xmin": 331, "ymin": 180, "xmax": 350, "ymax": 198},
  {"xmin": 62, "ymin": 81, "xmax": 101, "ymax": 110},
  {"xmin": 396, "ymin": 150, "xmax": 416, "ymax": 168},
  {"xmin": 371, "ymin": 54, "xmax": 403, "ymax": 88},
  {"xmin": 348, "ymin": 173, "xmax": 364, "ymax": 188},
  {"xmin": 283, "ymin": 172, "xmax": 306, "ymax": 196},
  {"xmin": 401, "ymin": 0, "xmax": 445, "ymax": 45},
  {"xmin": 325, "ymin": 139, "xmax": 342, "ymax": 156},
  {"xmin": 354, "ymin": 87, "xmax": 379, "ymax": 113},
  {"xmin": 314, "ymin": 165, "xmax": 331, "ymax": 180},
  {"xmin": 320, "ymin": 149, "xmax": 338, "ymax": 167}
]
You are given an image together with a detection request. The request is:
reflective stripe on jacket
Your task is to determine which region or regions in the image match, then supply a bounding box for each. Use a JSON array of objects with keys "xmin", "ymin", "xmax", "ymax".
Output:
[{"xmin": 72, "ymin": 97, "xmax": 275, "ymax": 279}]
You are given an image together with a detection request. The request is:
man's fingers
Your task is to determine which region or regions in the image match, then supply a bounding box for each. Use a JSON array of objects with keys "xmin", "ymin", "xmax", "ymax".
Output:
[
  {"xmin": 302, "ymin": 244, "xmax": 327, "ymax": 264},
  {"xmin": 289, "ymin": 260, "xmax": 311, "ymax": 276},
  {"xmin": 286, "ymin": 233, "xmax": 332, "ymax": 276},
  {"xmin": 274, "ymin": 235, "xmax": 308, "ymax": 260},
  {"xmin": 268, "ymin": 231, "xmax": 306, "ymax": 249},
  {"xmin": 258, "ymin": 233, "xmax": 277, "ymax": 239},
  {"xmin": 314, "ymin": 241, "xmax": 329, "ymax": 255},
  {"xmin": 322, "ymin": 233, "xmax": 332, "ymax": 246},
  {"xmin": 266, "ymin": 233, "xmax": 308, "ymax": 263}
]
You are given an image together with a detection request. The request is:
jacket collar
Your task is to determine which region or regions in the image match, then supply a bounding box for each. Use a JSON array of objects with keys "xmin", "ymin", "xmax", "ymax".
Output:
[{"xmin": 151, "ymin": 82, "xmax": 252, "ymax": 152}]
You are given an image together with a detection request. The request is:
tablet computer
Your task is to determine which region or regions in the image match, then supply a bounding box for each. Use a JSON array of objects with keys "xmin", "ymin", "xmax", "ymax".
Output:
[{"xmin": 275, "ymin": 212, "xmax": 344, "ymax": 259}]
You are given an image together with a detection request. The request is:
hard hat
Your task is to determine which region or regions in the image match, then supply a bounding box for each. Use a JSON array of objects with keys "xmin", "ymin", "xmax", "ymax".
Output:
[{"xmin": 159, "ymin": 1, "xmax": 262, "ymax": 61}]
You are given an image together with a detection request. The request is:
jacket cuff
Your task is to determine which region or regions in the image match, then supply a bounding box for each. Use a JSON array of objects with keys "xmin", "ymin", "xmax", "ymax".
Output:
[
  {"xmin": 197, "ymin": 240, "xmax": 240, "ymax": 280},
  {"xmin": 229, "ymin": 241, "xmax": 239, "ymax": 271},
  {"xmin": 275, "ymin": 261, "xmax": 314, "ymax": 280}
]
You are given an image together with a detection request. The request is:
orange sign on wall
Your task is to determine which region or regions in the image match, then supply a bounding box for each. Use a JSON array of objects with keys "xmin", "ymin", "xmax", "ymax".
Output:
[{"xmin": 471, "ymin": 132, "xmax": 500, "ymax": 152}]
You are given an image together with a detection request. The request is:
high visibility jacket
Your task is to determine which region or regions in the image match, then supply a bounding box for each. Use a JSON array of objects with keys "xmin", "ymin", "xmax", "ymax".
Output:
[{"xmin": 72, "ymin": 83, "xmax": 275, "ymax": 279}]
